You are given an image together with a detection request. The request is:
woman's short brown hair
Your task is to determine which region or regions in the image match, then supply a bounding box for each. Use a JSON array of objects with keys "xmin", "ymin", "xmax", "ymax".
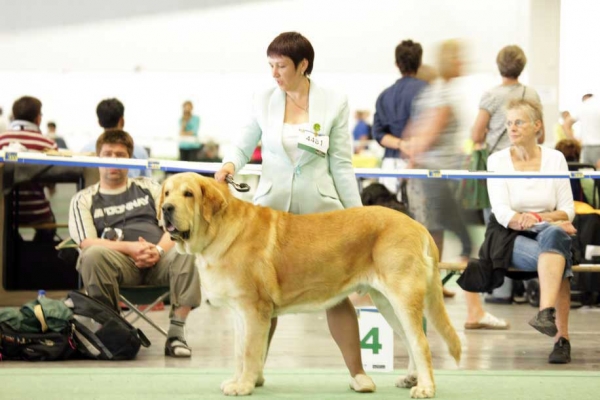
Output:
[
  {"xmin": 95, "ymin": 129, "xmax": 134, "ymax": 157},
  {"xmin": 496, "ymin": 45, "xmax": 527, "ymax": 79},
  {"xmin": 267, "ymin": 32, "xmax": 315, "ymax": 76}
]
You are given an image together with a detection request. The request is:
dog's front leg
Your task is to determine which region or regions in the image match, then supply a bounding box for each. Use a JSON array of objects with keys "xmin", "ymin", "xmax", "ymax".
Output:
[
  {"xmin": 220, "ymin": 309, "xmax": 246, "ymax": 391},
  {"xmin": 221, "ymin": 303, "xmax": 272, "ymax": 396}
]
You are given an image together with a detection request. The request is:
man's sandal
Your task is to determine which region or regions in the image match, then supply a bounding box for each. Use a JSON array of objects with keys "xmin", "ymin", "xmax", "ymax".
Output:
[{"xmin": 165, "ymin": 337, "xmax": 192, "ymax": 358}]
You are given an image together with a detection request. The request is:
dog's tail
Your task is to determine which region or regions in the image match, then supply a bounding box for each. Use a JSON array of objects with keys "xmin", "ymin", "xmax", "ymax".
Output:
[{"xmin": 423, "ymin": 233, "xmax": 462, "ymax": 365}]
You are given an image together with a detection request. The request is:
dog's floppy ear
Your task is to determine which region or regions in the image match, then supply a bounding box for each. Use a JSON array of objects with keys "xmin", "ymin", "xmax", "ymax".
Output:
[
  {"xmin": 156, "ymin": 182, "xmax": 166, "ymax": 224},
  {"xmin": 200, "ymin": 180, "xmax": 228, "ymax": 223}
]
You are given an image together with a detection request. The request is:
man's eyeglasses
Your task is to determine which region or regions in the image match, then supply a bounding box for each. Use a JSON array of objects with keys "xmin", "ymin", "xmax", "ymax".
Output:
[
  {"xmin": 101, "ymin": 227, "xmax": 124, "ymax": 241},
  {"xmin": 506, "ymin": 119, "xmax": 528, "ymax": 128}
]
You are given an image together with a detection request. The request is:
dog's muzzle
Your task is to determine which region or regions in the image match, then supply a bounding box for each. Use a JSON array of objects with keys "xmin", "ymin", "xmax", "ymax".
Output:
[{"xmin": 162, "ymin": 202, "xmax": 190, "ymax": 241}]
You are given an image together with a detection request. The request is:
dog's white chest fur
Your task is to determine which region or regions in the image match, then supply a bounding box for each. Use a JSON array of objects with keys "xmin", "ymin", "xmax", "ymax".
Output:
[{"xmin": 195, "ymin": 256, "xmax": 238, "ymax": 308}]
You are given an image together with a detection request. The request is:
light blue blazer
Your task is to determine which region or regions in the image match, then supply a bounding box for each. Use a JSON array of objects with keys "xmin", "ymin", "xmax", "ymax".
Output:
[{"xmin": 223, "ymin": 80, "xmax": 361, "ymax": 214}]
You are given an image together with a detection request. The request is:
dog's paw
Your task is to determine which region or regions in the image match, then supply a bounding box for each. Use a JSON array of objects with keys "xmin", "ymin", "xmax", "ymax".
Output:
[
  {"xmin": 255, "ymin": 372, "xmax": 265, "ymax": 387},
  {"xmin": 222, "ymin": 380, "xmax": 254, "ymax": 396},
  {"xmin": 220, "ymin": 377, "xmax": 238, "ymax": 391},
  {"xmin": 409, "ymin": 385, "xmax": 435, "ymax": 399},
  {"xmin": 395, "ymin": 375, "xmax": 418, "ymax": 388}
]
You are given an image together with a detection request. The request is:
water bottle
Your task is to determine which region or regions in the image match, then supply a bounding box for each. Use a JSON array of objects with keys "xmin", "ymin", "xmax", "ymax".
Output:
[{"xmin": 37, "ymin": 290, "xmax": 46, "ymax": 300}]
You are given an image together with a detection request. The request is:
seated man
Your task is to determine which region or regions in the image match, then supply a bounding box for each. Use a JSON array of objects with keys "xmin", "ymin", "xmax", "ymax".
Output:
[
  {"xmin": 68, "ymin": 129, "xmax": 200, "ymax": 357},
  {"xmin": 0, "ymin": 96, "xmax": 58, "ymax": 242}
]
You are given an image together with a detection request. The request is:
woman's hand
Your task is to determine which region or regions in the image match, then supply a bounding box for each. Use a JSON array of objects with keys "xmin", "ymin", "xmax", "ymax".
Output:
[
  {"xmin": 516, "ymin": 212, "xmax": 539, "ymax": 230},
  {"xmin": 556, "ymin": 221, "xmax": 577, "ymax": 235},
  {"xmin": 215, "ymin": 162, "xmax": 235, "ymax": 183}
]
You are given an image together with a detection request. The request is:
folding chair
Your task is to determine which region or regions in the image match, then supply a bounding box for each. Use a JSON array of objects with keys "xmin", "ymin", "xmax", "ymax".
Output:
[
  {"xmin": 568, "ymin": 162, "xmax": 599, "ymax": 208},
  {"xmin": 56, "ymin": 238, "xmax": 170, "ymax": 337},
  {"xmin": 119, "ymin": 286, "xmax": 169, "ymax": 337}
]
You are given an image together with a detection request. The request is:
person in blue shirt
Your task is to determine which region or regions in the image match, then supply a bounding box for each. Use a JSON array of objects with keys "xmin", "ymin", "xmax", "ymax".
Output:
[
  {"xmin": 352, "ymin": 110, "xmax": 372, "ymax": 141},
  {"xmin": 372, "ymin": 40, "xmax": 428, "ymax": 194},
  {"xmin": 80, "ymin": 98, "xmax": 151, "ymax": 178},
  {"xmin": 352, "ymin": 110, "xmax": 372, "ymax": 154},
  {"xmin": 179, "ymin": 100, "xmax": 201, "ymax": 162}
]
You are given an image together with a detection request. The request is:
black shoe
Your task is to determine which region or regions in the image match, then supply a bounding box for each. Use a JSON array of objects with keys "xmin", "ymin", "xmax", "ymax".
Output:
[
  {"xmin": 548, "ymin": 337, "xmax": 571, "ymax": 364},
  {"xmin": 484, "ymin": 296, "xmax": 512, "ymax": 305},
  {"xmin": 528, "ymin": 307, "xmax": 558, "ymax": 337}
]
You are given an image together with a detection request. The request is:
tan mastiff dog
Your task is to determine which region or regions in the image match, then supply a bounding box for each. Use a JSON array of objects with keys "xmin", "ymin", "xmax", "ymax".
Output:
[{"xmin": 158, "ymin": 172, "xmax": 461, "ymax": 398}]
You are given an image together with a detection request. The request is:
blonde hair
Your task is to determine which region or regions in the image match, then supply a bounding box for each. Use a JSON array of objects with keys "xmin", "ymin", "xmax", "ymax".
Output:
[
  {"xmin": 438, "ymin": 39, "xmax": 462, "ymax": 80},
  {"xmin": 505, "ymin": 98, "xmax": 543, "ymax": 136},
  {"xmin": 496, "ymin": 45, "xmax": 527, "ymax": 78}
]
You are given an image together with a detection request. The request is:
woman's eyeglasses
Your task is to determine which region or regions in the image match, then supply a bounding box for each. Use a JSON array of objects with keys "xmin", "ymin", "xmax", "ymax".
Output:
[{"xmin": 506, "ymin": 119, "xmax": 528, "ymax": 128}]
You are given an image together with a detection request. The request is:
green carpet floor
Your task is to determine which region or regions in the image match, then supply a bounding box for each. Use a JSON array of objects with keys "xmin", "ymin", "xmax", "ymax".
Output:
[{"xmin": 1, "ymin": 369, "xmax": 598, "ymax": 400}]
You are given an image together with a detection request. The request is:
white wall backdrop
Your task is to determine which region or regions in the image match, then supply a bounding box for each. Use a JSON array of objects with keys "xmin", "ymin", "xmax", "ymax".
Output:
[
  {"xmin": 560, "ymin": 0, "xmax": 600, "ymax": 112},
  {"xmin": 0, "ymin": 0, "xmax": 534, "ymax": 158}
]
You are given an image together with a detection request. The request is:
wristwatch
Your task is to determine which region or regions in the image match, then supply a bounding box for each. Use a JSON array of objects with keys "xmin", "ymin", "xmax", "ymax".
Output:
[{"xmin": 155, "ymin": 245, "xmax": 165, "ymax": 258}]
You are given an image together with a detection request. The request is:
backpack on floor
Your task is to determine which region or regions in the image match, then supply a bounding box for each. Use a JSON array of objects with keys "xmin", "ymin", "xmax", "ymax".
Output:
[
  {"xmin": 65, "ymin": 291, "xmax": 151, "ymax": 360},
  {"xmin": 0, "ymin": 297, "xmax": 76, "ymax": 361},
  {"xmin": 0, "ymin": 323, "xmax": 76, "ymax": 361},
  {"xmin": 0, "ymin": 291, "xmax": 151, "ymax": 362}
]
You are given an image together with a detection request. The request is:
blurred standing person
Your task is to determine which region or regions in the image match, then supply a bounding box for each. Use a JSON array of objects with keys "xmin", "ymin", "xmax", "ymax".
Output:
[
  {"xmin": 554, "ymin": 111, "xmax": 573, "ymax": 144},
  {"xmin": 81, "ymin": 98, "xmax": 151, "ymax": 178},
  {"xmin": 373, "ymin": 39, "xmax": 427, "ymax": 197},
  {"xmin": 472, "ymin": 45, "xmax": 543, "ymax": 153},
  {"xmin": 564, "ymin": 94, "xmax": 600, "ymax": 168},
  {"xmin": 402, "ymin": 40, "xmax": 508, "ymax": 330},
  {"xmin": 0, "ymin": 107, "xmax": 7, "ymax": 133},
  {"xmin": 471, "ymin": 45, "xmax": 542, "ymax": 304},
  {"xmin": 215, "ymin": 32, "xmax": 375, "ymax": 393},
  {"xmin": 46, "ymin": 121, "xmax": 68, "ymax": 149},
  {"xmin": 352, "ymin": 110, "xmax": 371, "ymax": 153},
  {"xmin": 416, "ymin": 63, "xmax": 468, "ymax": 298},
  {"xmin": 178, "ymin": 100, "xmax": 201, "ymax": 162}
]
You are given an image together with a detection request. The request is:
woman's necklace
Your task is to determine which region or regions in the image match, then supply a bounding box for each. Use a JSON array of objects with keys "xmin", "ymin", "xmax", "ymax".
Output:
[
  {"xmin": 286, "ymin": 80, "xmax": 310, "ymax": 113},
  {"xmin": 286, "ymin": 92, "xmax": 309, "ymax": 112}
]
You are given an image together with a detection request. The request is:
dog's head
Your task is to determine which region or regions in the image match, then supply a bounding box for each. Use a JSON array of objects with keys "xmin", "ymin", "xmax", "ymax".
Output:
[
  {"xmin": 158, "ymin": 173, "xmax": 228, "ymax": 252},
  {"xmin": 360, "ymin": 183, "xmax": 410, "ymax": 216}
]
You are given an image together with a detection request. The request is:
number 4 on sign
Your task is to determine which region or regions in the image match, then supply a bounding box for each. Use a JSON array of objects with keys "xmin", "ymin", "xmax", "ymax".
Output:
[{"xmin": 360, "ymin": 327, "xmax": 383, "ymax": 354}]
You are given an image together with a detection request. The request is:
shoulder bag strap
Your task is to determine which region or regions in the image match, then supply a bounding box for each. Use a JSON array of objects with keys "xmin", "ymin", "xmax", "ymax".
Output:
[
  {"xmin": 489, "ymin": 86, "xmax": 528, "ymax": 154},
  {"xmin": 489, "ymin": 129, "xmax": 506, "ymax": 154}
]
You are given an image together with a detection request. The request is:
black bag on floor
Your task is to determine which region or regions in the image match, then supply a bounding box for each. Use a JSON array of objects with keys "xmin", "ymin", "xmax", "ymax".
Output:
[
  {"xmin": 66, "ymin": 291, "xmax": 151, "ymax": 360},
  {"xmin": 0, "ymin": 322, "xmax": 76, "ymax": 361},
  {"xmin": 0, "ymin": 297, "xmax": 76, "ymax": 361}
]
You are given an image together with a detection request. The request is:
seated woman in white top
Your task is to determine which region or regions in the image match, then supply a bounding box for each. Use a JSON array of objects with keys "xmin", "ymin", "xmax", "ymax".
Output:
[{"xmin": 487, "ymin": 98, "xmax": 576, "ymax": 364}]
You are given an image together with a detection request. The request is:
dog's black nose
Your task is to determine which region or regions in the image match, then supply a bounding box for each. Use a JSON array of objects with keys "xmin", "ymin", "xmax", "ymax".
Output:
[{"xmin": 162, "ymin": 203, "xmax": 175, "ymax": 215}]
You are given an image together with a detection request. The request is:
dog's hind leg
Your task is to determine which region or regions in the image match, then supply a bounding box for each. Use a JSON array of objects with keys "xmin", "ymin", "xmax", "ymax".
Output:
[
  {"xmin": 379, "ymin": 282, "xmax": 435, "ymax": 399},
  {"xmin": 369, "ymin": 289, "xmax": 417, "ymax": 389}
]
